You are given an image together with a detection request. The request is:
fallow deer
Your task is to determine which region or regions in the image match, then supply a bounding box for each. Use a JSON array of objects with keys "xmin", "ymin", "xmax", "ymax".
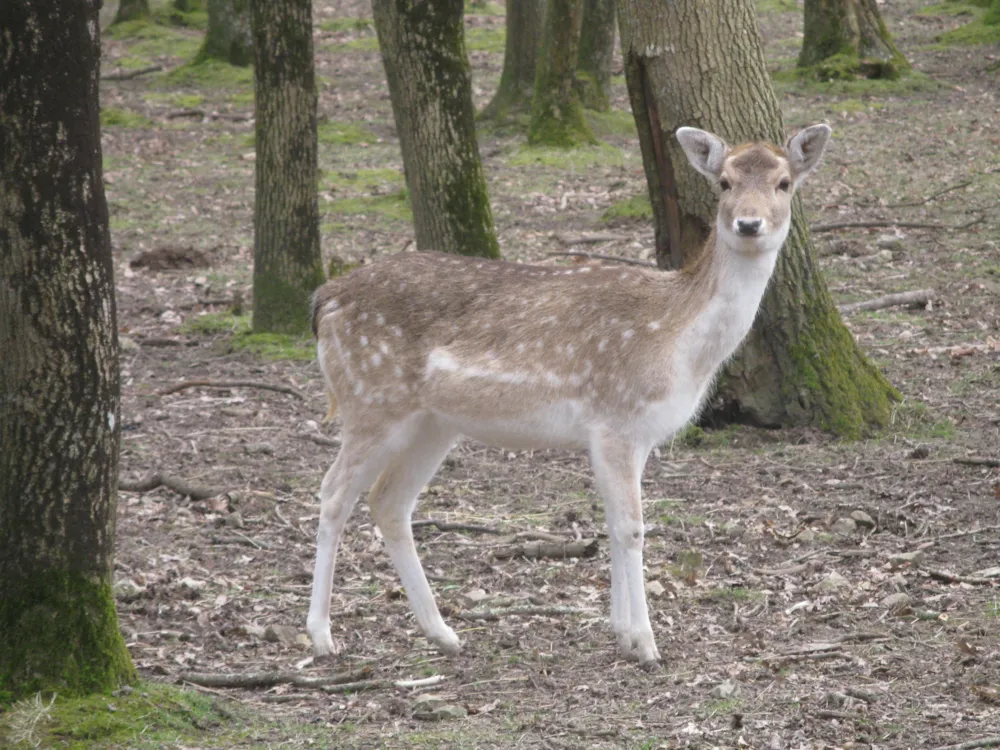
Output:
[{"xmin": 307, "ymin": 124, "xmax": 832, "ymax": 668}]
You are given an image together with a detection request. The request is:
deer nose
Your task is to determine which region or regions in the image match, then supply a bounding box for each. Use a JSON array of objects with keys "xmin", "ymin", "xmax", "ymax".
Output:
[{"xmin": 736, "ymin": 218, "xmax": 763, "ymax": 236}]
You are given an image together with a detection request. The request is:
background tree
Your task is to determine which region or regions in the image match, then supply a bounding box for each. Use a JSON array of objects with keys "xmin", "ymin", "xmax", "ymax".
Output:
[
  {"xmin": 575, "ymin": 0, "xmax": 616, "ymax": 111},
  {"xmin": 0, "ymin": 0, "xmax": 136, "ymax": 699},
  {"xmin": 196, "ymin": 0, "xmax": 252, "ymax": 66},
  {"xmin": 250, "ymin": 0, "xmax": 326, "ymax": 333},
  {"xmin": 616, "ymin": 0, "xmax": 898, "ymax": 437},
  {"xmin": 481, "ymin": 0, "xmax": 545, "ymax": 121},
  {"xmin": 113, "ymin": 0, "xmax": 150, "ymax": 24},
  {"xmin": 529, "ymin": 0, "xmax": 596, "ymax": 146},
  {"xmin": 372, "ymin": 0, "xmax": 499, "ymax": 258},
  {"xmin": 798, "ymin": 0, "xmax": 909, "ymax": 80}
]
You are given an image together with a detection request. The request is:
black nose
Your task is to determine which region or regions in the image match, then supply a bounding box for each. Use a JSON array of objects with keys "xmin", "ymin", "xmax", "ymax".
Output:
[{"xmin": 737, "ymin": 218, "xmax": 763, "ymax": 236}]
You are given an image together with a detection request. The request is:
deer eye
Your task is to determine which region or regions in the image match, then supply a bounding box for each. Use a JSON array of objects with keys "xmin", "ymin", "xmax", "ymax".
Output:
[
  {"xmin": 719, "ymin": 178, "xmax": 731, "ymax": 191},
  {"xmin": 778, "ymin": 178, "xmax": 791, "ymax": 192}
]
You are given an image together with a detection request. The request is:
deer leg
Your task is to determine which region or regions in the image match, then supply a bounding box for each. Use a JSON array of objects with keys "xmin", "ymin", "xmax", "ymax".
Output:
[
  {"xmin": 590, "ymin": 434, "xmax": 660, "ymax": 667},
  {"xmin": 307, "ymin": 433, "xmax": 395, "ymax": 658},
  {"xmin": 367, "ymin": 419, "xmax": 461, "ymax": 655}
]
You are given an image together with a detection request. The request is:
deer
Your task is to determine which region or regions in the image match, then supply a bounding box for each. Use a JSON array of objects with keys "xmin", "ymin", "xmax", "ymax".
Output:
[{"xmin": 306, "ymin": 123, "xmax": 832, "ymax": 668}]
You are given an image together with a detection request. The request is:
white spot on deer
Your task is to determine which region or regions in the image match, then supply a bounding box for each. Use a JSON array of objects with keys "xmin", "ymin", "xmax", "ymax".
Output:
[
  {"xmin": 579, "ymin": 267, "xmax": 592, "ymax": 273},
  {"xmin": 516, "ymin": 343, "xmax": 525, "ymax": 353},
  {"xmin": 565, "ymin": 343, "xmax": 575, "ymax": 357},
  {"xmin": 394, "ymin": 365, "xmax": 404, "ymax": 378},
  {"xmin": 353, "ymin": 381, "xmax": 365, "ymax": 395},
  {"xmin": 392, "ymin": 326, "xmax": 403, "ymax": 337},
  {"xmin": 544, "ymin": 371, "xmax": 563, "ymax": 386},
  {"xmin": 598, "ymin": 339, "xmax": 608, "ymax": 353},
  {"xmin": 379, "ymin": 341, "xmax": 390, "ymax": 355},
  {"xmin": 648, "ymin": 320, "xmax": 661, "ymax": 331},
  {"xmin": 622, "ymin": 329, "xmax": 634, "ymax": 340},
  {"xmin": 376, "ymin": 313, "xmax": 385, "ymax": 326},
  {"xmin": 426, "ymin": 348, "xmax": 459, "ymax": 375},
  {"xmin": 360, "ymin": 335, "xmax": 369, "ymax": 347},
  {"xmin": 361, "ymin": 361, "xmax": 369, "ymax": 373},
  {"xmin": 371, "ymin": 353, "xmax": 382, "ymax": 367},
  {"xmin": 360, "ymin": 312, "xmax": 368, "ymax": 322}
]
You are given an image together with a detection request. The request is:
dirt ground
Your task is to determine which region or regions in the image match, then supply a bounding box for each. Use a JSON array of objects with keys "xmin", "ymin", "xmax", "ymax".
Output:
[{"xmin": 95, "ymin": 1, "xmax": 1000, "ymax": 747}]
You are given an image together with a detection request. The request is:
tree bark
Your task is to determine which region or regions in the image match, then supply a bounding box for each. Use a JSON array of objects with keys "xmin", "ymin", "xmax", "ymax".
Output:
[
  {"xmin": 0, "ymin": 0, "xmax": 136, "ymax": 699},
  {"xmin": 250, "ymin": 0, "xmax": 326, "ymax": 334},
  {"xmin": 616, "ymin": 0, "xmax": 899, "ymax": 437},
  {"xmin": 481, "ymin": 0, "xmax": 545, "ymax": 121},
  {"xmin": 373, "ymin": 0, "xmax": 499, "ymax": 258},
  {"xmin": 575, "ymin": 0, "xmax": 616, "ymax": 111},
  {"xmin": 529, "ymin": 0, "xmax": 596, "ymax": 146},
  {"xmin": 197, "ymin": 0, "xmax": 252, "ymax": 66},
  {"xmin": 113, "ymin": 0, "xmax": 151, "ymax": 24},
  {"xmin": 798, "ymin": 0, "xmax": 909, "ymax": 80}
]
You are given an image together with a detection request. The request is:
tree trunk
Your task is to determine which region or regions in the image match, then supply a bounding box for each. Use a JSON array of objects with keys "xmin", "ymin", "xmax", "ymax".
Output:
[
  {"xmin": 798, "ymin": 0, "xmax": 909, "ymax": 80},
  {"xmin": 373, "ymin": 0, "xmax": 499, "ymax": 258},
  {"xmin": 250, "ymin": 0, "xmax": 326, "ymax": 334},
  {"xmin": 197, "ymin": 0, "xmax": 252, "ymax": 66},
  {"xmin": 0, "ymin": 0, "xmax": 136, "ymax": 700},
  {"xmin": 575, "ymin": 0, "xmax": 616, "ymax": 111},
  {"xmin": 481, "ymin": 0, "xmax": 545, "ymax": 121},
  {"xmin": 113, "ymin": 0, "xmax": 151, "ymax": 24},
  {"xmin": 529, "ymin": 0, "xmax": 596, "ymax": 146},
  {"xmin": 616, "ymin": 0, "xmax": 899, "ymax": 437}
]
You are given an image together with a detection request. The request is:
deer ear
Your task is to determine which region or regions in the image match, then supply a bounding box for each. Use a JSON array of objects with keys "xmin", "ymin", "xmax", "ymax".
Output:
[
  {"xmin": 676, "ymin": 127, "xmax": 729, "ymax": 181},
  {"xmin": 785, "ymin": 124, "xmax": 832, "ymax": 183}
]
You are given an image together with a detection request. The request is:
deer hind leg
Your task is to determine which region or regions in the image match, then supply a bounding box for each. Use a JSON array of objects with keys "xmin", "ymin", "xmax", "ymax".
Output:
[
  {"xmin": 367, "ymin": 417, "xmax": 461, "ymax": 656},
  {"xmin": 307, "ymin": 429, "xmax": 397, "ymax": 658},
  {"xmin": 590, "ymin": 434, "xmax": 660, "ymax": 668}
]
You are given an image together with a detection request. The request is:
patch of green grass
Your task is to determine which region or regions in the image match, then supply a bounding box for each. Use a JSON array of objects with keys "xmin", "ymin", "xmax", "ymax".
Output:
[
  {"xmin": 144, "ymin": 92, "xmax": 204, "ymax": 108},
  {"xmin": 182, "ymin": 313, "xmax": 314, "ymax": 360},
  {"xmin": 100, "ymin": 107, "xmax": 153, "ymax": 129},
  {"xmin": 509, "ymin": 142, "xmax": 627, "ymax": 169},
  {"xmin": 164, "ymin": 59, "xmax": 253, "ymax": 89},
  {"xmin": 318, "ymin": 17, "xmax": 375, "ymax": 33},
  {"xmin": 326, "ymin": 190, "xmax": 412, "ymax": 224},
  {"xmin": 919, "ymin": 0, "xmax": 990, "ymax": 17},
  {"xmin": 0, "ymin": 683, "xmax": 233, "ymax": 749},
  {"xmin": 466, "ymin": 0, "xmax": 506, "ymax": 15},
  {"xmin": 181, "ymin": 311, "xmax": 248, "ymax": 336},
  {"xmin": 465, "ymin": 26, "xmax": 506, "ymax": 54},
  {"xmin": 585, "ymin": 108, "xmax": 637, "ymax": 138},
  {"xmin": 936, "ymin": 14, "xmax": 1000, "ymax": 46},
  {"xmin": 771, "ymin": 66, "xmax": 941, "ymax": 95},
  {"xmin": 757, "ymin": 0, "xmax": 799, "ymax": 12},
  {"xmin": 323, "ymin": 167, "xmax": 404, "ymax": 192},
  {"xmin": 602, "ymin": 193, "xmax": 652, "ymax": 223},
  {"xmin": 704, "ymin": 697, "xmax": 744, "ymax": 716},
  {"xmin": 106, "ymin": 16, "xmax": 200, "ymax": 60},
  {"xmin": 325, "ymin": 35, "xmax": 380, "ymax": 53},
  {"xmin": 883, "ymin": 399, "xmax": 955, "ymax": 440},
  {"xmin": 318, "ymin": 120, "xmax": 378, "ymax": 146}
]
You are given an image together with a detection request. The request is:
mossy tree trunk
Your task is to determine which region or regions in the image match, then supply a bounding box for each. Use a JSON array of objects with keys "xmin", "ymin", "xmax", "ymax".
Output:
[
  {"xmin": 481, "ymin": 0, "xmax": 545, "ymax": 121},
  {"xmin": 250, "ymin": 0, "xmax": 326, "ymax": 334},
  {"xmin": 196, "ymin": 0, "xmax": 252, "ymax": 66},
  {"xmin": 113, "ymin": 0, "xmax": 150, "ymax": 24},
  {"xmin": 798, "ymin": 0, "xmax": 909, "ymax": 80},
  {"xmin": 373, "ymin": 0, "xmax": 499, "ymax": 258},
  {"xmin": 616, "ymin": 0, "xmax": 899, "ymax": 437},
  {"xmin": 575, "ymin": 0, "xmax": 616, "ymax": 111},
  {"xmin": 0, "ymin": 0, "xmax": 136, "ymax": 700},
  {"xmin": 529, "ymin": 0, "xmax": 596, "ymax": 146}
]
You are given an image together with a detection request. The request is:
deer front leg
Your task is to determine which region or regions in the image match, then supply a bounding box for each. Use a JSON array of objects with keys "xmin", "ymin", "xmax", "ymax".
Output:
[{"xmin": 590, "ymin": 434, "xmax": 660, "ymax": 668}]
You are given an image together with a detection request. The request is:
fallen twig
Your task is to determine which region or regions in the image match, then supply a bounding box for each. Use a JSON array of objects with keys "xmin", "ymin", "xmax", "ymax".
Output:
[
  {"xmin": 932, "ymin": 737, "xmax": 1000, "ymax": 750},
  {"xmin": 932, "ymin": 524, "xmax": 1000, "ymax": 542},
  {"xmin": 554, "ymin": 232, "xmax": 633, "ymax": 246},
  {"xmin": 922, "ymin": 567, "xmax": 997, "ymax": 585},
  {"xmin": 458, "ymin": 605, "xmax": 594, "ymax": 622},
  {"xmin": 321, "ymin": 674, "xmax": 446, "ymax": 694},
  {"xmin": 165, "ymin": 108, "xmax": 206, "ymax": 120},
  {"xmin": 838, "ymin": 289, "xmax": 934, "ymax": 314},
  {"xmin": 812, "ymin": 217, "xmax": 984, "ymax": 233},
  {"xmin": 180, "ymin": 667, "xmax": 371, "ymax": 689},
  {"xmin": 547, "ymin": 251, "xmax": 655, "ymax": 268},
  {"xmin": 815, "ymin": 709, "xmax": 859, "ymax": 720},
  {"xmin": 886, "ymin": 180, "xmax": 972, "ymax": 208},
  {"xmin": 492, "ymin": 539, "xmax": 599, "ymax": 560},
  {"xmin": 102, "ymin": 64, "xmax": 163, "ymax": 81},
  {"xmin": 412, "ymin": 519, "xmax": 503, "ymax": 535},
  {"xmin": 158, "ymin": 379, "xmax": 306, "ymax": 400},
  {"xmin": 119, "ymin": 472, "xmax": 218, "ymax": 500},
  {"xmin": 296, "ymin": 433, "xmax": 340, "ymax": 448},
  {"xmin": 210, "ymin": 533, "xmax": 272, "ymax": 551},
  {"xmin": 954, "ymin": 457, "xmax": 1000, "ymax": 468}
]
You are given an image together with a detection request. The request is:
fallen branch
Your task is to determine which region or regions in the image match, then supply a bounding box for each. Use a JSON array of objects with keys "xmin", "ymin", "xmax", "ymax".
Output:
[
  {"xmin": 932, "ymin": 737, "xmax": 1000, "ymax": 750},
  {"xmin": 812, "ymin": 217, "xmax": 984, "ymax": 233},
  {"xmin": 210, "ymin": 534, "xmax": 272, "ymax": 551},
  {"xmin": 492, "ymin": 538, "xmax": 599, "ymax": 560},
  {"xmin": 922, "ymin": 567, "xmax": 997, "ymax": 586},
  {"xmin": 321, "ymin": 674, "xmax": 446, "ymax": 694},
  {"xmin": 838, "ymin": 289, "xmax": 934, "ymax": 314},
  {"xmin": 119, "ymin": 472, "xmax": 218, "ymax": 500},
  {"xmin": 933, "ymin": 524, "xmax": 1000, "ymax": 542},
  {"xmin": 179, "ymin": 667, "xmax": 371, "ymax": 689},
  {"xmin": 953, "ymin": 457, "xmax": 1000, "ymax": 468},
  {"xmin": 158, "ymin": 379, "xmax": 306, "ymax": 400},
  {"xmin": 887, "ymin": 180, "xmax": 972, "ymax": 208},
  {"xmin": 102, "ymin": 64, "xmax": 163, "ymax": 81},
  {"xmin": 554, "ymin": 232, "xmax": 632, "ymax": 246},
  {"xmin": 458, "ymin": 605, "xmax": 594, "ymax": 622},
  {"xmin": 165, "ymin": 108, "xmax": 206, "ymax": 120},
  {"xmin": 547, "ymin": 251, "xmax": 655, "ymax": 268},
  {"xmin": 296, "ymin": 433, "xmax": 340, "ymax": 448},
  {"xmin": 412, "ymin": 519, "xmax": 503, "ymax": 535},
  {"xmin": 815, "ymin": 710, "xmax": 859, "ymax": 720}
]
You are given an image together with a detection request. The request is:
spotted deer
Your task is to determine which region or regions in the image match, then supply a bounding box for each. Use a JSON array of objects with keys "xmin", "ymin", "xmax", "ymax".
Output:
[{"xmin": 307, "ymin": 124, "xmax": 832, "ymax": 667}]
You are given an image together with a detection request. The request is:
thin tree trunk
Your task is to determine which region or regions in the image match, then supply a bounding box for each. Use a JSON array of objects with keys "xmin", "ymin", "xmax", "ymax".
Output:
[
  {"xmin": 575, "ymin": 0, "xmax": 616, "ymax": 111},
  {"xmin": 529, "ymin": 0, "xmax": 595, "ymax": 146},
  {"xmin": 197, "ymin": 0, "xmax": 252, "ymax": 66},
  {"xmin": 798, "ymin": 0, "xmax": 909, "ymax": 80},
  {"xmin": 0, "ymin": 0, "xmax": 136, "ymax": 699},
  {"xmin": 616, "ymin": 0, "xmax": 899, "ymax": 437},
  {"xmin": 250, "ymin": 0, "xmax": 326, "ymax": 334},
  {"xmin": 113, "ymin": 0, "xmax": 151, "ymax": 24},
  {"xmin": 373, "ymin": 0, "xmax": 499, "ymax": 258},
  {"xmin": 481, "ymin": 0, "xmax": 545, "ymax": 121}
]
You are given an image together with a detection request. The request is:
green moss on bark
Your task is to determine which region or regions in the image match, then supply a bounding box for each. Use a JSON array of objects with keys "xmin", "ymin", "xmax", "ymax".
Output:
[
  {"xmin": 0, "ymin": 572, "xmax": 135, "ymax": 701},
  {"xmin": 798, "ymin": 0, "xmax": 909, "ymax": 81},
  {"xmin": 252, "ymin": 269, "xmax": 324, "ymax": 335}
]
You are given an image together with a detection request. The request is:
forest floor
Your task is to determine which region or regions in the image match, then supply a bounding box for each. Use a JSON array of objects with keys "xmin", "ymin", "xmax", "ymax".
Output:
[{"xmin": 7, "ymin": 0, "xmax": 1000, "ymax": 748}]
